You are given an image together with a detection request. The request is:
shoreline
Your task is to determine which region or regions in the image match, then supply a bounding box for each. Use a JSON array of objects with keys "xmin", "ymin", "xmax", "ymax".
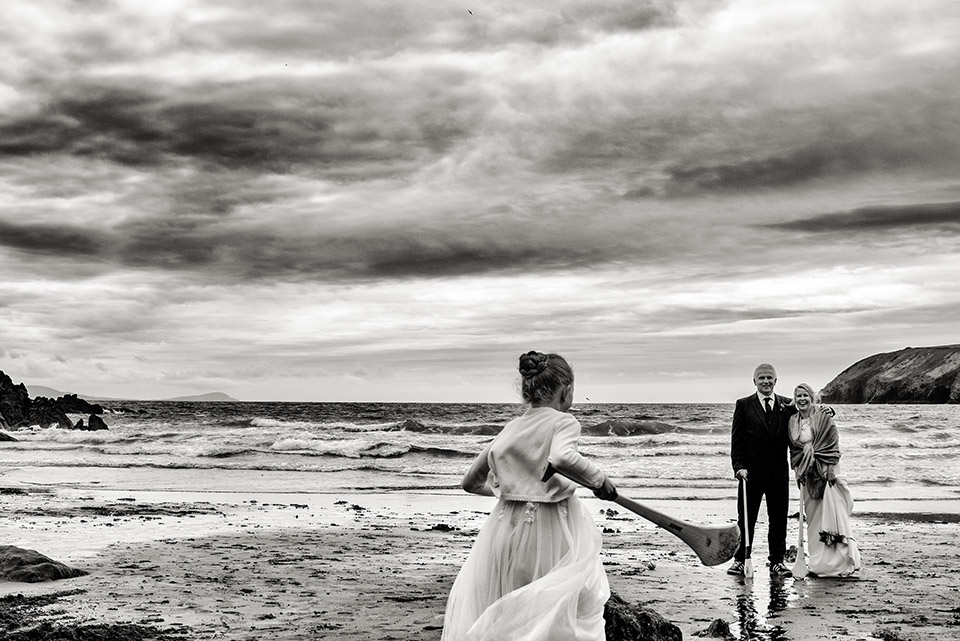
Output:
[{"xmin": 3, "ymin": 481, "xmax": 959, "ymax": 640}]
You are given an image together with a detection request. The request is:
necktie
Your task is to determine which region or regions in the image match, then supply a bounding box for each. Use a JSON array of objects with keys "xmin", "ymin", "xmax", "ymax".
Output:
[{"xmin": 764, "ymin": 397, "xmax": 772, "ymax": 413}]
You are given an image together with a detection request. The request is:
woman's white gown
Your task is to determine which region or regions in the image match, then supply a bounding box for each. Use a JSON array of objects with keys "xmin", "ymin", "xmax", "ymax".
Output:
[{"xmin": 795, "ymin": 413, "xmax": 861, "ymax": 577}]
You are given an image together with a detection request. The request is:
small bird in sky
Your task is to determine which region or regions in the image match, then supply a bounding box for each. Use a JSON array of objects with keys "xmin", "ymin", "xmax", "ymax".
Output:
[{"xmin": 468, "ymin": 9, "xmax": 473, "ymax": 15}]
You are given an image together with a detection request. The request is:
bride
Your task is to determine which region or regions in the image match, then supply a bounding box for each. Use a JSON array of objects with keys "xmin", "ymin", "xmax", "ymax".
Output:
[{"xmin": 787, "ymin": 383, "xmax": 861, "ymax": 577}]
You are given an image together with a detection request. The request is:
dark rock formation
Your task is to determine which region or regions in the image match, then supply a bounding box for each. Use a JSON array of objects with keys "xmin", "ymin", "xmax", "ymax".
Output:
[
  {"xmin": 0, "ymin": 431, "xmax": 16, "ymax": 441},
  {"xmin": 25, "ymin": 396, "xmax": 74, "ymax": 430},
  {"xmin": 87, "ymin": 414, "xmax": 109, "ymax": 431},
  {"xmin": 0, "ymin": 371, "xmax": 31, "ymax": 427},
  {"xmin": 398, "ymin": 418, "xmax": 428, "ymax": 431},
  {"xmin": 56, "ymin": 393, "xmax": 104, "ymax": 415},
  {"xmin": 696, "ymin": 618, "xmax": 734, "ymax": 638},
  {"xmin": 820, "ymin": 345, "xmax": 960, "ymax": 404},
  {"xmin": 605, "ymin": 591, "xmax": 683, "ymax": 641},
  {"xmin": 0, "ymin": 371, "xmax": 108, "ymax": 429},
  {"xmin": 0, "ymin": 546, "xmax": 88, "ymax": 582}
]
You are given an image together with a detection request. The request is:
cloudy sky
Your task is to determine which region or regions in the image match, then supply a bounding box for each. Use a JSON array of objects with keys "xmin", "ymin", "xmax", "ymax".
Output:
[{"xmin": 1, "ymin": 1, "xmax": 959, "ymax": 403}]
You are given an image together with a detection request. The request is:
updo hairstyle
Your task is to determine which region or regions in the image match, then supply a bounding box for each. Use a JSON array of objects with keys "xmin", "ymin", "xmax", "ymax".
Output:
[{"xmin": 518, "ymin": 351, "xmax": 573, "ymax": 405}]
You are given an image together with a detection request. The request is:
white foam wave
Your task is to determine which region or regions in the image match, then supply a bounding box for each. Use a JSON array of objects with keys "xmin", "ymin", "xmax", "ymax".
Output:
[
  {"xmin": 270, "ymin": 438, "xmax": 314, "ymax": 451},
  {"xmin": 250, "ymin": 418, "xmax": 317, "ymax": 429},
  {"xmin": 10, "ymin": 427, "xmax": 130, "ymax": 445}
]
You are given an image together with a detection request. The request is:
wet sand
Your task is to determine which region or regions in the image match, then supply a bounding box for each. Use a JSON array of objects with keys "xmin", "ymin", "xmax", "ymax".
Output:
[{"xmin": 2, "ymin": 485, "xmax": 958, "ymax": 640}]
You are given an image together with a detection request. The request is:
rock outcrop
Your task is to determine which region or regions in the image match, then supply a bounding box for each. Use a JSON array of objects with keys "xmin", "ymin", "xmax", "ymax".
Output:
[
  {"xmin": 56, "ymin": 393, "xmax": 104, "ymax": 415},
  {"xmin": 820, "ymin": 345, "xmax": 960, "ymax": 404},
  {"xmin": 0, "ymin": 545, "xmax": 88, "ymax": 582},
  {"xmin": 73, "ymin": 414, "xmax": 109, "ymax": 431},
  {"xmin": 0, "ymin": 371, "xmax": 31, "ymax": 427},
  {"xmin": 25, "ymin": 396, "xmax": 74, "ymax": 430},
  {"xmin": 605, "ymin": 592, "xmax": 683, "ymax": 641},
  {"xmin": 87, "ymin": 414, "xmax": 109, "ymax": 431},
  {"xmin": 0, "ymin": 371, "xmax": 108, "ymax": 429}
]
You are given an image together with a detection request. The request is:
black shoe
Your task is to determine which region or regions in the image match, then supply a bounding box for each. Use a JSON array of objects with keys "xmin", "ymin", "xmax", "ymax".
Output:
[
  {"xmin": 769, "ymin": 562, "xmax": 792, "ymax": 577},
  {"xmin": 727, "ymin": 560, "xmax": 744, "ymax": 576}
]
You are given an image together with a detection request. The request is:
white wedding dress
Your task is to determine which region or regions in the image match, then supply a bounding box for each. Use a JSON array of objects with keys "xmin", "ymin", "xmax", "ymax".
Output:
[{"xmin": 796, "ymin": 420, "xmax": 861, "ymax": 577}]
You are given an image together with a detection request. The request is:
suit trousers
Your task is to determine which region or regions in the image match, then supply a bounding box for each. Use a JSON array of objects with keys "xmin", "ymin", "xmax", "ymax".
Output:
[{"xmin": 735, "ymin": 471, "xmax": 788, "ymax": 564}]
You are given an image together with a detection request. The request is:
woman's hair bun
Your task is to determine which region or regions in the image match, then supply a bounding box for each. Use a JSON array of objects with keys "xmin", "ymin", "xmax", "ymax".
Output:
[{"xmin": 518, "ymin": 351, "xmax": 549, "ymax": 379}]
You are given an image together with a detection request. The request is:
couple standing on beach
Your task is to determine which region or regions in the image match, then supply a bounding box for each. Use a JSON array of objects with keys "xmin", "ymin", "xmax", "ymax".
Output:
[
  {"xmin": 440, "ymin": 353, "xmax": 861, "ymax": 641},
  {"xmin": 729, "ymin": 363, "xmax": 861, "ymax": 580}
]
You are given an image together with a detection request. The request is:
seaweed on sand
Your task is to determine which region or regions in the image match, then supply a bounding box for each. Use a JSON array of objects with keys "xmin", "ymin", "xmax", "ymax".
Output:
[{"xmin": 0, "ymin": 590, "xmax": 188, "ymax": 641}]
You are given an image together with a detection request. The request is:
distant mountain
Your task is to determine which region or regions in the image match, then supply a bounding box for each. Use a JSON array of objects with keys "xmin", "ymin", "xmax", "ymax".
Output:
[
  {"xmin": 820, "ymin": 345, "xmax": 960, "ymax": 403},
  {"xmin": 25, "ymin": 385, "xmax": 68, "ymax": 399},
  {"xmin": 164, "ymin": 392, "xmax": 239, "ymax": 402},
  {"xmin": 26, "ymin": 385, "xmax": 129, "ymax": 402},
  {"xmin": 25, "ymin": 385, "xmax": 239, "ymax": 403}
]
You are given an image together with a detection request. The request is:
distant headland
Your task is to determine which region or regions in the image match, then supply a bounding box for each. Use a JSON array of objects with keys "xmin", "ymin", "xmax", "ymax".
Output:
[
  {"xmin": 819, "ymin": 344, "xmax": 960, "ymax": 404},
  {"xmin": 1, "ymin": 370, "xmax": 239, "ymax": 433},
  {"xmin": 26, "ymin": 384, "xmax": 238, "ymax": 403},
  {"xmin": 164, "ymin": 392, "xmax": 239, "ymax": 402}
]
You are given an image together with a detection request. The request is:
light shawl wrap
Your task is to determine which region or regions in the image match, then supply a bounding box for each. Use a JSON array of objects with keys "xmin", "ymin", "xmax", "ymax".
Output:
[{"xmin": 787, "ymin": 408, "xmax": 840, "ymax": 500}]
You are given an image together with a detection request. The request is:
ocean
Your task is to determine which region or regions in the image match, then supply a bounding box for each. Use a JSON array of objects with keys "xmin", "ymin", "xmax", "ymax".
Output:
[{"xmin": 2, "ymin": 401, "xmax": 957, "ymax": 508}]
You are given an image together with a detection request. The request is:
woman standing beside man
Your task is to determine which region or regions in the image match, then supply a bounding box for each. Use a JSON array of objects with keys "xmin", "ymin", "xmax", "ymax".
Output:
[{"xmin": 788, "ymin": 382, "xmax": 861, "ymax": 577}]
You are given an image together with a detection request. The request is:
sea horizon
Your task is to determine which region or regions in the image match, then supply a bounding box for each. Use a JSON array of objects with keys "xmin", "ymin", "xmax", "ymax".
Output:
[{"xmin": 2, "ymin": 401, "xmax": 956, "ymax": 505}]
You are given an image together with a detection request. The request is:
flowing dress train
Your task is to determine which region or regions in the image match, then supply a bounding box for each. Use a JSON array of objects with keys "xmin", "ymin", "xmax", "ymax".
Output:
[
  {"xmin": 442, "ymin": 406, "xmax": 610, "ymax": 641},
  {"xmin": 441, "ymin": 494, "xmax": 608, "ymax": 641}
]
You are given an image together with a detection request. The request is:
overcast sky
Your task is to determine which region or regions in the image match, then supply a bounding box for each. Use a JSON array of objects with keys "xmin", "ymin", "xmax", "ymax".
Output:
[{"xmin": 1, "ymin": 1, "xmax": 959, "ymax": 403}]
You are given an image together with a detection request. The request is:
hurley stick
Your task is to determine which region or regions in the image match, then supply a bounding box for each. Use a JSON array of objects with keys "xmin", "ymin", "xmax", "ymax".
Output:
[
  {"xmin": 740, "ymin": 476, "xmax": 754, "ymax": 579},
  {"xmin": 542, "ymin": 462, "xmax": 740, "ymax": 567},
  {"xmin": 793, "ymin": 489, "xmax": 808, "ymax": 578}
]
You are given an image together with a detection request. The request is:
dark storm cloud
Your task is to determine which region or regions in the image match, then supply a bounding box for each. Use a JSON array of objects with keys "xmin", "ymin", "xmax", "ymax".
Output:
[
  {"xmin": 334, "ymin": 234, "xmax": 611, "ymax": 279},
  {"xmin": 553, "ymin": 99, "xmax": 960, "ymax": 198},
  {"xmin": 766, "ymin": 201, "xmax": 960, "ymax": 234},
  {"xmin": 0, "ymin": 212, "xmax": 620, "ymax": 281},
  {"xmin": 119, "ymin": 227, "xmax": 617, "ymax": 281},
  {"xmin": 664, "ymin": 145, "xmax": 867, "ymax": 195},
  {"xmin": 664, "ymin": 135, "xmax": 953, "ymax": 197},
  {"xmin": 0, "ymin": 79, "xmax": 482, "ymax": 178},
  {"xmin": 0, "ymin": 220, "xmax": 105, "ymax": 256}
]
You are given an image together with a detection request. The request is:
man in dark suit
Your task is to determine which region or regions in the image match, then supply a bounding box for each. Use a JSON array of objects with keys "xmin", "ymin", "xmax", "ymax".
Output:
[{"xmin": 728, "ymin": 363, "xmax": 793, "ymax": 578}]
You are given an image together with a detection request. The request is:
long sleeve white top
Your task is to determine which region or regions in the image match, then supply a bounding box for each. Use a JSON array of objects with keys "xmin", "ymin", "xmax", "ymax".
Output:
[{"xmin": 461, "ymin": 406, "xmax": 605, "ymax": 502}]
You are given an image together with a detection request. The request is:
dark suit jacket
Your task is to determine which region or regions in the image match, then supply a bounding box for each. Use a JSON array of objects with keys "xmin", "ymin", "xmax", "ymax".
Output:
[{"xmin": 731, "ymin": 393, "xmax": 793, "ymax": 481}]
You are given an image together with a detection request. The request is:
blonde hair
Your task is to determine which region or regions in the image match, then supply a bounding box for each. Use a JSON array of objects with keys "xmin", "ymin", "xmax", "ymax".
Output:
[{"xmin": 794, "ymin": 382, "xmax": 819, "ymax": 404}]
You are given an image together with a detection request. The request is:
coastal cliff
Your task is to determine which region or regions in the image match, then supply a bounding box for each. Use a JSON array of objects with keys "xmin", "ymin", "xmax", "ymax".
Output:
[{"xmin": 819, "ymin": 345, "xmax": 960, "ymax": 403}]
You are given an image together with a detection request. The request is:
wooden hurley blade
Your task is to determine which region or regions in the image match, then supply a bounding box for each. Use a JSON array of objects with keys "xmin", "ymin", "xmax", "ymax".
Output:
[
  {"xmin": 542, "ymin": 462, "xmax": 740, "ymax": 567},
  {"xmin": 613, "ymin": 495, "xmax": 740, "ymax": 567}
]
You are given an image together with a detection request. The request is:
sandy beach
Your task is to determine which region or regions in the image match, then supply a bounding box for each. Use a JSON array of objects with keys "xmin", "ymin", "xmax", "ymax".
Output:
[{"xmin": 2, "ymin": 472, "xmax": 958, "ymax": 641}]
